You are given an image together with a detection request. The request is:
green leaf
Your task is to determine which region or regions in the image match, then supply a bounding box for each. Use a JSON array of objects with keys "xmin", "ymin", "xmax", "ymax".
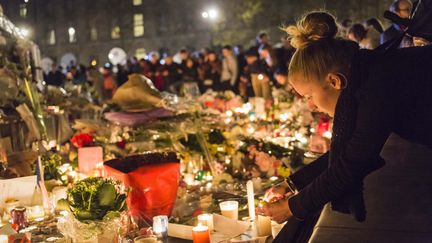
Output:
[
  {"xmin": 97, "ymin": 183, "xmax": 117, "ymax": 207},
  {"xmin": 75, "ymin": 210, "xmax": 94, "ymax": 220}
]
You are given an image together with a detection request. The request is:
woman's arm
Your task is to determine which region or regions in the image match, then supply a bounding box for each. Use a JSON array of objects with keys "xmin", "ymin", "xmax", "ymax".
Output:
[
  {"xmin": 288, "ymin": 91, "xmax": 394, "ymax": 219},
  {"xmin": 288, "ymin": 152, "xmax": 329, "ymax": 190}
]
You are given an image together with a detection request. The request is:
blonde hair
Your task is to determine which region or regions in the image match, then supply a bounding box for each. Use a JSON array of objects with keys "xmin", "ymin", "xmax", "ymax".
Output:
[{"xmin": 285, "ymin": 11, "xmax": 358, "ymax": 82}]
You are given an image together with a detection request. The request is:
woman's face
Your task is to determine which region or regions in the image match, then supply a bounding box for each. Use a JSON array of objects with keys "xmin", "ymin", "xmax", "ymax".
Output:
[
  {"xmin": 289, "ymin": 73, "xmax": 342, "ymax": 117},
  {"xmin": 186, "ymin": 59, "xmax": 194, "ymax": 68},
  {"xmin": 208, "ymin": 53, "xmax": 217, "ymax": 62}
]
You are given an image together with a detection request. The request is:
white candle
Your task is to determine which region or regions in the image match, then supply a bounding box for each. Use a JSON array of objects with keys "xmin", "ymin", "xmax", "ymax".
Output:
[
  {"xmin": 0, "ymin": 235, "xmax": 8, "ymax": 243},
  {"xmin": 52, "ymin": 186, "xmax": 68, "ymax": 208},
  {"xmin": 197, "ymin": 214, "xmax": 214, "ymax": 231},
  {"xmin": 256, "ymin": 215, "xmax": 272, "ymax": 236},
  {"xmin": 134, "ymin": 235, "xmax": 157, "ymax": 243},
  {"xmin": 219, "ymin": 201, "xmax": 238, "ymax": 220},
  {"xmin": 28, "ymin": 205, "xmax": 45, "ymax": 220},
  {"xmin": 246, "ymin": 180, "xmax": 255, "ymax": 220},
  {"xmin": 184, "ymin": 173, "xmax": 195, "ymax": 185},
  {"xmin": 152, "ymin": 215, "xmax": 168, "ymax": 234}
]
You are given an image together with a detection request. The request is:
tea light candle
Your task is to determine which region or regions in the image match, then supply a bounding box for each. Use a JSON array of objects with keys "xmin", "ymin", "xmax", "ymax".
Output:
[
  {"xmin": 52, "ymin": 186, "xmax": 68, "ymax": 208},
  {"xmin": 197, "ymin": 214, "xmax": 214, "ymax": 231},
  {"xmin": 246, "ymin": 180, "xmax": 255, "ymax": 220},
  {"xmin": 28, "ymin": 205, "xmax": 45, "ymax": 220},
  {"xmin": 0, "ymin": 235, "xmax": 7, "ymax": 243},
  {"xmin": 219, "ymin": 201, "xmax": 238, "ymax": 220},
  {"xmin": 256, "ymin": 215, "xmax": 272, "ymax": 236},
  {"xmin": 134, "ymin": 235, "xmax": 158, "ymax": 243},
  {"xmin": 184, "ymin": 173, "xmax": 195, "ymax": 185},
  {"xmin": 192, "ymin": 224, "xmax": 210, "ymax": 243},
  {"xmin": 152, "ymin": 215, "xmax": 168, "ymax": 240}
]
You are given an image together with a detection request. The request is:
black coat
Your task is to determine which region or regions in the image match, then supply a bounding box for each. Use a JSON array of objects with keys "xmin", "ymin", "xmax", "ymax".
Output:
[{"xmin": 288, "ymin": 46, "xmax": 432, "ymax": 220}]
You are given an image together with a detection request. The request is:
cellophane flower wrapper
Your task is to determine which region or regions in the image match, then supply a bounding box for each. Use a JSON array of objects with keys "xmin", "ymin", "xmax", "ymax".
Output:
[
  {"xmin": 57, "ymin": 211, "xmax": 123, "ymax": 243},
  {"xmin": 104, "ymin": 152, "xmax": 180, "ymax": 223}
]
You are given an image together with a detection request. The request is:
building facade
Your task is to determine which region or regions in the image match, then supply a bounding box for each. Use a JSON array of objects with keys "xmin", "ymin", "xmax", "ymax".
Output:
[
  {"xmin": 1, "ymin": 0, "xmax": 214, "ymax": 67},
  {"xmin": 1, "ymin": 0, "xmax": 394, "ymax": 67}
]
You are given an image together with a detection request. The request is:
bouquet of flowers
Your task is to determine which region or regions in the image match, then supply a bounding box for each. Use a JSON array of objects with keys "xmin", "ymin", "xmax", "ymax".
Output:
[{"xmin": 57, "ymin": 177, "xmax": 127, "ymax": 243}]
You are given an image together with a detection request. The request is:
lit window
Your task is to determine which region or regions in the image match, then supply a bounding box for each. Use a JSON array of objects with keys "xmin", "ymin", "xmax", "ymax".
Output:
[
  {"xmin": 133, "ymin": 14, "xmax": 144, "ymax": 37},
  {"xmin": 20, "ymin": 4, "xmax": 27, "ymax": 18},
  {"xmin": 90, "ymin": 27, "xmax": 98, "ymax": 41},
  {"xmin": 68, "ymin": 27, "xmax": 76, "ymax": 43},
  {"xmin": 135, "ymin": 48, "xmax": 146, "ymax": 60},
  {"xmin": 48, "ymin": 29, "xmax": 56, "ymax": 45},
  {"xmin": 133, "ymin": 0, "xmax": 142, "ymax": 6},
  {"xmin": 111, "ymin": 26, "xmax": 121, "ymax": 39}
]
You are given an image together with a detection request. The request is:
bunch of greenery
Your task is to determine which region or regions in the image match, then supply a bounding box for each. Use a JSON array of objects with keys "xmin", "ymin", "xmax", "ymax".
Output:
[
  {"xmin": 62, "ymin": 177, "xmax": 127, "ymax": 221},
  {"xmin": 42, "ymin": 154, "xmax": 64, "ymax": 181}
]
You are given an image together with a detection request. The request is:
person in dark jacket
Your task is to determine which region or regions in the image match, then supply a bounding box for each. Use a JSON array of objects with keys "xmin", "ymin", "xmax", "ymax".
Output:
[
  {"xmin": 380, "ymin": 0, "xmax": 413, "ymax": 47},
  {"xmin": 162, "ymin": 55, "xmax": 182, "ymax": 92},
  {"xmin": 258, "ymin": 11, "xmax": 432, "ymax": 225},
  {"xmin": 44, "ymin": 64, "xmax": 65, "ymax": 87}
]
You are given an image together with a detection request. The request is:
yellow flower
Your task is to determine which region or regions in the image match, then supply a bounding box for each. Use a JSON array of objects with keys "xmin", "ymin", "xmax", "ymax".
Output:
[{"xmin": 277, "ymin": 166, "xmax": 292, "ymax": 178}]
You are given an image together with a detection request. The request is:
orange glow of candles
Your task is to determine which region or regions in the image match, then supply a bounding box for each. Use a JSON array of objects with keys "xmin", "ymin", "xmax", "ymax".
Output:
[{"xmin": 192, "ymin": 224, "xmax": 210, "ymax": 243}]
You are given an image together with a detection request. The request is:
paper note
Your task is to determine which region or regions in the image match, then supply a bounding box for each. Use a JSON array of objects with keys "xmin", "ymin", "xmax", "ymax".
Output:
[{"xmin": 78, "ymin": 146, "xmax": 103, "ymax": 175}]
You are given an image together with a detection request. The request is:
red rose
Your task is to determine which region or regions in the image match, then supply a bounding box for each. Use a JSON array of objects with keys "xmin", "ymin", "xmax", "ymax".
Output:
[
  {"xmin": 70, "ymin": 133, "xmax": 94, "ymax": 148},
  {"xmin": 116, "ymin": 140, "xmax": 126, "ymax": 149}
]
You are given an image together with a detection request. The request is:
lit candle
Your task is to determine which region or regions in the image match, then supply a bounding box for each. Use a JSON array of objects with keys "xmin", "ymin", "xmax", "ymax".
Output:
[
  {"xmin": 52, "ymin": 186, "xmax": 68, "ymax": 208},
  {"xmin": 0, "ymin": 235, "xmax": 7, "ymax": 243},
  {"xmin": 246, "ymin": 180, "xmax": 255, "ymax": 221},
  {"xmin": 184, "ymin": 173, "xmax": 195, "ymax": 185},
  {"xmin": 133, "ymin": 235, "xmax": 157, "ymax": 243},
  {"xmin": 256, "ymin": 215, "xmax": 272, "ymax": 236},
  {"xmin": 152, "ymin": 215, "xmax": 168, "ymax": 241},
  {"xmin": 192, "ymin": 224, "xmax": 210, "ymax": 243},
  {"xmin": 27, "ymin": 205, "xmax": 45, "ymax": 220},
  {"xmin": 219, "ymin": 201, "xmax": 238, "ymax": 220},
  {"xmin": 197, "ymin": 214, "xmax": 214, "ymax": 231}
]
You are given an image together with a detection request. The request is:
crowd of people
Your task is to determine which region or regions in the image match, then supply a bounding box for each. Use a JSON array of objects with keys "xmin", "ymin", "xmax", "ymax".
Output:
[{"xmin": 43, "ymin": 0, "xmax": 430, "ymax": 103}]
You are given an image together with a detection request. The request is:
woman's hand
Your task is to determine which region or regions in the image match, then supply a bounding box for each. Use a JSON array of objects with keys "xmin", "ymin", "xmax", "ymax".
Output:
[
  {"xmin": 264, "ymin": 181, "xmax": 291, "ymax": 203},
  {"xmin": 256, "ymin": 198, "xmax": 293, "ymax": 224}
]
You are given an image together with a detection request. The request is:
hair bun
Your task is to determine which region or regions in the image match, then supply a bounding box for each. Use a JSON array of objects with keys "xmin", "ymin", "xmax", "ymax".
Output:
[{"xmin": 285, "ymin": 11, "xmax": 338, "ymax": 49}]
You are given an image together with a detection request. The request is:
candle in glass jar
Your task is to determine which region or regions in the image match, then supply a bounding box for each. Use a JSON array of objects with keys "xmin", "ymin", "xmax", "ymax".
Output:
[
  {"xmin": 0, "ymin": 235, "xmax": 7, "ymax": 243},
  {"xmin": 152, "ymin": 215, "xmax": 168, "ymax": 241},
  {"xmin": 256, "ymin": 215, "xmax": 272, "ymax": 236},
  {"xmin": 28, "ymin": 205, "xmax": 45, "ymax": 220},
  {"xmin": 192, "ymin": 224, "xmax": 210, "ymax": 243},
  {"xmin": 133, "ymin": 235, "xmax": 158, "ymax": 243},
  {"xmin": 219, "ymin": 201, "xmax": 238, "ymax": 220},
  {"xmin": 184, "ymin": 173, "xmax": 195, "ymax": 185},
  {"xmin": 0, "ymin": 235, "xmax": 9, "ymax": 243},
  {"xmin": 197, "ymin": 214, "xmax": 214, "ymax": 231},
  {"xmin": 52, "ymin": 186, "xmax": 68, "ymax": 208}
]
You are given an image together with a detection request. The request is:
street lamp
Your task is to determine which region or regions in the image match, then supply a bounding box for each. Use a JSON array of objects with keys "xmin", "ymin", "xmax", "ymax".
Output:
[
  {"xmin": 201, "ymin": 8, "xmax": 218, "ymax": 20},
  {"xmin": 201, "ymin": 8, "xmax": 218, "ymax": 47},
  {"xmin": 68, "ymin": 27, "xmax": 75, "ymax": 36}
]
